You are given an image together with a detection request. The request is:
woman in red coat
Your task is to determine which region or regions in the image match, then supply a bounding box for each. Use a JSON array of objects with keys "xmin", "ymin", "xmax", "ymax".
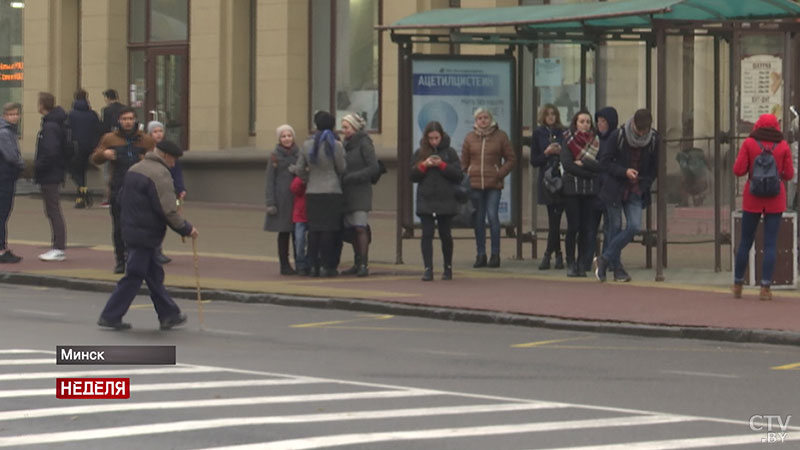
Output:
[{"xmin": 732, "ymin": 114, "xmax": 794, "ymax": 300}]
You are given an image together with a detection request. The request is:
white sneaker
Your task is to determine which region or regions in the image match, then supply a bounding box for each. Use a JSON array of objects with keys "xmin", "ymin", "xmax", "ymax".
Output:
[{"xmin": 38, "ymin": 249, "xmax": 66, "ymax": 262}]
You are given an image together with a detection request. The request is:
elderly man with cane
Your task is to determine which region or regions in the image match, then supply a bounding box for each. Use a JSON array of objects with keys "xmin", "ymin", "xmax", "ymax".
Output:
[{"xmin": 97, "ymin": 139, "xmax": 198, "ymax": 330}]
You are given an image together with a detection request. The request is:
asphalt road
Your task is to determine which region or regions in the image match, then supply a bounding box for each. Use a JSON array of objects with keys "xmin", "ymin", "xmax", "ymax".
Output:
[{"xmin": 1, "ymin": 284, "xmax": 799, "ymax": 449}]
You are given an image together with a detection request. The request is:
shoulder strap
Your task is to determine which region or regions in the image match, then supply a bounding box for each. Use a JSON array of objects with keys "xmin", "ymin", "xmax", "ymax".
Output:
[
  {"xmin": 616, "ymin": 127, "xmax": 625, "ymax": 150},
  {"xmin": 755, "ymin": 139, "xmax": 775, "ymax": 153}
]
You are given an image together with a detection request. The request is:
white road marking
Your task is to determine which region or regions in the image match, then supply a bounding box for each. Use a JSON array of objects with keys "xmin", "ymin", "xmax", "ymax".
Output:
[
  {"xmin": 10, "ymin": 309, "xmax": 65, "ymax": 317},
  {"xmin": 533, "ymin": 433, "xmax": 800, "ymax": 449},
  {"xmin": 0, "ymin": 403, "xmax": 561, "ymax": 447},
  {"xmin": 0, "ymin": 389, "xmax": 437, "ymax": 421},
  {"xmin": 0, "ymin": 365, "xmax": 222, "ymax": 381},
  {"xmin": 661, "ymin": 370, "xmax": 740, "ymax": 379},
  {"xmin": 0, "ymin": 377, "xmax": 326, "ymax": 398},
  {"xmin": 198, "ymin": 415, "xmax": 693, "ymax": 450}
]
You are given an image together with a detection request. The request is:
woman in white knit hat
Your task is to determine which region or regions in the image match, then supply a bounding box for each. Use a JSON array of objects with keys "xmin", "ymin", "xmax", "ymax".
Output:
[
  {"xmin": 340, "ymin": 112, "xmax": 379, "ymax": 277},
  {"xmin": 264, "ymin": 124, "xmax": 300, "ymax": 275}
]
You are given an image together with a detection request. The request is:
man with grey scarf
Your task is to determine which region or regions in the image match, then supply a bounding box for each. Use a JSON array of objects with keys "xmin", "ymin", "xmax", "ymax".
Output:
[{"xmin": 595, "ymin": 109, "xmax": 659, "ymax": 282}]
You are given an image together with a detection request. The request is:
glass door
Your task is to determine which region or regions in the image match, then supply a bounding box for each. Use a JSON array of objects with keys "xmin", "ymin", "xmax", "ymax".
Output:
[{"xmin": 147, "ymin": 47, "xmax": 188, "ymax": 149}]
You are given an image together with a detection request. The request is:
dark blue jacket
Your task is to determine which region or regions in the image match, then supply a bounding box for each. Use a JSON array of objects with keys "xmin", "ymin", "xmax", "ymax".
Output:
[
  {"xmin": 0, "ymin": 118, "xmax": 23, "ymax": 180},
  {"xmin": 68, "ymin": 100, "xmax": 101, "ymax": 153},
  {"xmin": 120, "ymin": 153, "xmax": 193, "ymax": 249},
  {"xmin": 34, "ymin": 107, "xmax": 68, "ymax": 185},
  {"xmin": 598, "ymin": 127, "xmax": 659, "ymax": 208},
  {"xmin": 101, "ymin": 101, "xmax": 124, "ymax": 134},
  {"xmin": 530, "ymin": 125, "xmax": 565, "ymax": 205}
]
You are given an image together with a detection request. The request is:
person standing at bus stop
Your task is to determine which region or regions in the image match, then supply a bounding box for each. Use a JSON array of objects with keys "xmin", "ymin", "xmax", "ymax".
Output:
[{"xmin": 732, "ymin": 113, "xmax": 793, "ymax": 301}]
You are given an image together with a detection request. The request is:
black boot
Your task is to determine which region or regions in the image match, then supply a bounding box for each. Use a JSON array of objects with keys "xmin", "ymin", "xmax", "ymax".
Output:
[
  {"xmin": 356, "ymin": 254, "xmax": 369, "ymax": 277},
  {"xmin": 538, "ymin": 252, "xmax": 551, "ymax": 270},
  {"xmin": 488, "ymin": 254, "xmax": 500, "ymax": 268},
  {"xmin": 566, "ymin": 263, "xmax": 580, "ymax": 277},
  {"xmin": 554, "ymin": 253, "xmax": 565, "ymax": 269},
  {"xmin": 421, "ymin": 267, "xmax": 433, "ymax": 281},
  {"xmin": 74, "ymin": 187, "xmax": 86, "ymax": 209},
  {"xmin": 82, "ymin": 186, "xmax": 93, "ymax": 208},
  {"xmin": 473, "ymin": 254, "xmax": 487, "ymax": 268},
  {"xmin": 442, "ymin": 265, "xmax": 453, "ymax": 281},
  {"xmin": 342, "ymin": 254, "xmax": 360, "ymax": 275},
  {"xmin": 278, "ymin": 233, "xmax": 296, "ymax": 275},
  {"xmin": 114, "ymin": 260, "xmax": 125, "ymax": 274}
]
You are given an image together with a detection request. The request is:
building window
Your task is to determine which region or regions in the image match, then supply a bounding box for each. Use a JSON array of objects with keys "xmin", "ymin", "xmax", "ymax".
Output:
[
  {"xmin": 0, "ymin": 1, "xmax": 24, "ymax": 105},
  {"xmin": 310, "ymin": 0, "xmax": 382, "ymax": 131}
]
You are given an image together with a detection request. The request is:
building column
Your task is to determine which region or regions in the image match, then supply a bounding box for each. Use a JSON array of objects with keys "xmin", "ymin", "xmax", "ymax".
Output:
[
  {"xmin": 254, "ymin": 0, "xmax": 309, "ymax": 151},
  {"xmin": 21, "ymin": 0, "xmax": 79, "ymax": 153}
]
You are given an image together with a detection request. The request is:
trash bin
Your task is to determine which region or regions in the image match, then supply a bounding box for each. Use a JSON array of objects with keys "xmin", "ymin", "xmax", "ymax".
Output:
[{"xmin": 731, "ymin": 211, "xmax": 797, "ymax": 289}]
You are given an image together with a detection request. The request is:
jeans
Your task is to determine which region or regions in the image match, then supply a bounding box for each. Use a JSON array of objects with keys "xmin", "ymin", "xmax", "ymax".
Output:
[
  {"xmin": 0, "ymin": 176, "xmax": 15, "ymax": 250},
  {"xmin": 99, "ymin": 246, "xmax": 182, "ymax": 323},
  {"xmin": 544, "ymin": 203, "xmax": 564, "ymax": 256},
  {"xmin": 735, "ymin": 212, "xmax": 782, "ymax": 287},
  {"xmin": 41, "ymin": 183, "xmax": 66, "ymax": 250},
  {"xmin": 294, "ymin": 222, "xmax": 308, "ymax": 270},
  {"xmin": 470, "ymin": 188, "xmax": 501, "ymax": 256},
  {"xmin": 420, "ymin": 214, "xmax": 453, "ymax": 269},
  {"xmin": 602, "ymin": 193, "xmax": 643, "ymax": 268}
]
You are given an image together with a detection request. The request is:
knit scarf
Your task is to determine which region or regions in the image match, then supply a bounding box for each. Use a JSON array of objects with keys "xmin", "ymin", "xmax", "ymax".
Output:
[
  {"xmin": 473, "ymin": 123, "xmax": 498, "ymax": 137},
  {"xmin": 624, "ymin": 118, "xmax": 654, "ymax": 149},
  {"xmin": 566, "ymin": 130, "xmax": 599, "ymax": 161},
  {"xmin": 310, "ymin": 129, "xmax": 337, "ymax": 164},
  {"xmin": 749, "ymin": 126, "xmax": 784, "ymax": 143}
]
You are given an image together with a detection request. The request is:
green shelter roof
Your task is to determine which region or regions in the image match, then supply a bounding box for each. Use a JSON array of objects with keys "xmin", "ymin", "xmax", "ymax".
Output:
[{"xmin": 380, "ymin": 0, "xmax": 800, "ymax": 31}]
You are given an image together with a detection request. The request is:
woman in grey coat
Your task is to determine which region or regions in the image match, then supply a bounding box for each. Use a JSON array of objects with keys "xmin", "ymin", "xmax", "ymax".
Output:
[
  {"xmin": 265, "ymin": 124, "xmax": 299, "ymax": 275},
  {"xmin": 295, "ymin": 111, "xmax": 347, "ymax": 277},
  {"xmin": 340, "ymin": 113, "xmax": 379, "ymax": 277}
]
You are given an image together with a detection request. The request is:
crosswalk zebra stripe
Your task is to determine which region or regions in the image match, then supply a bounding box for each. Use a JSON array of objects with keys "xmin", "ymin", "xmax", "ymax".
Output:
[
  {"xmin": 0, "ymin": 389, "xmax": 437, "ymax": 422},
  {"xmin": 0, "ymin": 378, "xmax": 327, "ymax": 399},
  {"xmin": 532, "ymin": 433, "xmax": 800, "ymax": 449},
  {"xmin": 0, "ymin": 365, "xmax": 222, "ymax": 381},
  {"xmin": 0, "ymin": 359, "xmax": 52, "ymax": 365},
  {"xmin": 0, "ymin": 403, "xmax": 562, "ymax": 447},
  {"xmin": 197, "ymin": 414, "xmax": 694, "ymax": 450}
]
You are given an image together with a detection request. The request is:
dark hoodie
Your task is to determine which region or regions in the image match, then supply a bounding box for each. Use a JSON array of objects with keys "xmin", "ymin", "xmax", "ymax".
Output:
[
  {"xmin": 0, "ymin": 117, "xmax": 23, "ymax": 178},
  {"xmin": 410, "ymin": 133, "xmax": 463, "ymax": 216},
  {"xmin": 34, "ymin": 106, "xmax": 68, "ymax": 185},
  {"xmin": 68, "ymin": 99, "xmax": 101, "ymax": 153},
  {"xmin": 595, "ymin": 107, "xmax": 619, "ymax": 143}
]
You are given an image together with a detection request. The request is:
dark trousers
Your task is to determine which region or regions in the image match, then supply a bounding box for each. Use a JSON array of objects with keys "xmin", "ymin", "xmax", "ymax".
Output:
[
  {"xmin": 544, "ymin": 203, "xmax": 564, "ymax": 255},
  {"xmin": 420, "ymin": 214, "xmax": 453, "ymax": 269},
  {"xmin": 40, "ymin": 184, "xmax": 66, "ymax": 250},
  {"xmin": 110, "ymin": 194, "xmax": 125, "ymax": 264},
  {"xmin": 69, "ymin": 149, "xmax": 91, "ymax": 187},
  {"xmin": 100, "ymin": 246, "xmax": 181, "ymax": 322},
  {"xmin": 564, "ymin": 195, "xmax": 595, "ymax": 267},
  {"xmin": 735, "ymin": 212, "xmax": 782, "ymax": 287},
  {"xmin": 308, "ymin": 230, "xmax": 338, "ymax": 270},
  {"xmin": 0, "ymin": 176, "xmax": 15, "ymax": 250}
]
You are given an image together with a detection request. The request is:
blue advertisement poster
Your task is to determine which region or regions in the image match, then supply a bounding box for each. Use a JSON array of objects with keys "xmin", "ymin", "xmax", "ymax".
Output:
[{"xmin": 411, "ymin": 57, "xmax": 514, "ymax": 225}]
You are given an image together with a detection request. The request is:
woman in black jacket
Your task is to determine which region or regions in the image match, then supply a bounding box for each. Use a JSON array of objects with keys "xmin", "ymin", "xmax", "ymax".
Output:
[
  {"xmin": 530, "ymin": 104, "xmax": 565, "ymax": 271},
  {"xmin": 561, "ymin": 109, "xmax": 602, "ymax": 277},
  {"xmin": 410, "ymin": 121, "xmax": 463, "ymax": 281}
]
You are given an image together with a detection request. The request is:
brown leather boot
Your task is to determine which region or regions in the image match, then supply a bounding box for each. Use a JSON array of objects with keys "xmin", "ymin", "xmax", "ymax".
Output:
[
  {"xmin": 732, "ymin": 283, "xmax": 743, "ymax": 299},
  {"xmin": 759, "ymin": 285, "xmax": 772, "ymax": 301}
]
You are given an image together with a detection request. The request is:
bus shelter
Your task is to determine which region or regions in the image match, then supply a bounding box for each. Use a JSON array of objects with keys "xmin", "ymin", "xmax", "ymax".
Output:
[{"xmin": 380, "ymin": 0, "xmax": 800, "ymax": 281}]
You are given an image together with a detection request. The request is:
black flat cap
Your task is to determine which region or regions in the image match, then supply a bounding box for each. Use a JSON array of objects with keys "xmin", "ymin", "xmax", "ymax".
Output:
[{"xmin": 156, "ymin": 139, "xmax": 183, "ymax": 158}]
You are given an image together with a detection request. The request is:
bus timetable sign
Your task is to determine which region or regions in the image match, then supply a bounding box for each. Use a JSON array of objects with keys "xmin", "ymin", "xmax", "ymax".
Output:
[{"xmin": 0, "ymin": 59, "xmax": 23, "ymax": 86}]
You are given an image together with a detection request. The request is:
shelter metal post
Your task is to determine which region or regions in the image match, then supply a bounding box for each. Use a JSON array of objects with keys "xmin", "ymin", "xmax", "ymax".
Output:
[
  {"xmin": 530, "ymin": 44, "xmax": 539, "ymax": 260},
  {"xmin": 515, "ymin": 45, "xmax": 524, "ymax": 260},
  {"xmin": 714, "ymin": 35, "xmax": 722, "ymax": 272},
  {"xmin": 645, "ymin": 38, "xmax": 653, "ymax": 269},
  {"xmin": 395, "ymin": 41, "xmax": 413, "ymax": 265},
  {"xmin": 729, "ymin": 29, "xmax": 739, "ymax": 271},
  {"xmin": 655, "ymin": 24, "xmax": 667, "ymax": 282},
  {"xmin": 580, "ymin": 45, "xmax": 587, "ymax": 108}
]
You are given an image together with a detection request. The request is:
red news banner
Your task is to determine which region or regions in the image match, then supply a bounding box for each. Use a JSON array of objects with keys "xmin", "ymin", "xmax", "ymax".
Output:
[{"xmin": 54, "ymin": 345, "xmax": 175, "ymax": 400}]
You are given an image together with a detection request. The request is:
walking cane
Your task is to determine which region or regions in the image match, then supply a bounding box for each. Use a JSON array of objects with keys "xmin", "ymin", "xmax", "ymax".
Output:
[{"xmin": 191, "ymin": 236, "xmax": 204, "ymax": 330}]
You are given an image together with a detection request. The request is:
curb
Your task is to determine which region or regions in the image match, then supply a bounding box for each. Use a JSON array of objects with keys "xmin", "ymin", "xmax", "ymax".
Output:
[{"xmin": 2, "ymin": 272, "xmax": 799, "ymax": 347}]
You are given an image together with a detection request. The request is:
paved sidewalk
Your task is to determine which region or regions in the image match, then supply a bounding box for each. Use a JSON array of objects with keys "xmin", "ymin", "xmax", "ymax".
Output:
[{"xmin": 1, "ymin": 196, "xmax": 799, "ymax": 345}]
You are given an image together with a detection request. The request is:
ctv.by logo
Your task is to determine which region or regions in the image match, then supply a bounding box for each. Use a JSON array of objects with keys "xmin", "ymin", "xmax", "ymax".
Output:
[{"xmin": 749, "ymin": 415, "xmax": 792, "ymax": 444}]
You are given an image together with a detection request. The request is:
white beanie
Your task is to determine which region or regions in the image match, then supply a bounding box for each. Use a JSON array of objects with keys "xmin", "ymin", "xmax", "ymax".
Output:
[
  {"xmin": 342, "ymin": 113, "xmax": 366, "ymax": 131},
  {"xmin": 147, "ymin": 120, "xmax": 165, "ymax": 135},
  {"xmin": 276, "ymin": 124, "xmax": 296, "ymax": 142}
]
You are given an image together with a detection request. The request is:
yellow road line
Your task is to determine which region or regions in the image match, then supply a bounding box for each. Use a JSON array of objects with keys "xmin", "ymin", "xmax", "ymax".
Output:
[
  {"xmin": 772, "ymin": 362, "xmax": 800, "ymax": 370},
  {"xmin": 511, "ymin": 336, "xmax": 596, "ymax": 348},
  {"xmin": 291, "ymin": 314, "xmax": 394, "ymax": 328}
]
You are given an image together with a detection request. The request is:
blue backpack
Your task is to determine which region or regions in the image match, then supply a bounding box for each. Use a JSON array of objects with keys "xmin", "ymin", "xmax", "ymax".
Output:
[{"xmin": 749, "ymin": 140, "xmax": 781, "ymax": 198}]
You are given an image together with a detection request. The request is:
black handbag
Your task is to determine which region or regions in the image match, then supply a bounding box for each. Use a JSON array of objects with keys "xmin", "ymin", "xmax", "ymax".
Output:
[
  {"xmin": 454, "ymin": 173, "xmax": 471, "ymax": 203},
  {"xmin": 542, "ymin": 160, "xmax": 563, "ymax": 194}
]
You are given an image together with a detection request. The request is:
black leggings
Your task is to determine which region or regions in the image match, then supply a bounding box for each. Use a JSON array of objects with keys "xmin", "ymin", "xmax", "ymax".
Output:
[
  {"xmin": 420, "ymin": 214, "xmax": 453, "ymax": 269},
  {"xmin": 564, "ymin": 196, "xmax": 595, "ymax": 266},
  {"xmin": 307, "ymin": 230, "xmax": 339, "ymax": 270},
  {"xmin": 544, "ymin": 203, "xmax": 564, "ymax": 255}
]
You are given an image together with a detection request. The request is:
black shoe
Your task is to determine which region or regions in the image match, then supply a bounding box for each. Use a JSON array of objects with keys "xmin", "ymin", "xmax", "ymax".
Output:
[
  {"xmin": 554, "ymin": 253, "xmax": 565, "ymax": 270},
  {"xmin": 538, "ymin": 253, "xmax": 551, "ymax": 270},
  {"xmin": 297, "ymin": 267, "xmax": 310, "ymax": 276},
  {"xmin": 356, "ymin": 265, "xmax": 369, "ymax": 277},
  {"xmin": 421, "ymin": 267, "xmax": 433, "ymax": 281},
  {"xmin": 309, "ymin": 266, "xmax": 320, "ymax": 277},
  {"xmin": 114, "ymin": 262, "xmax": 125, "ymax": 274},
  {"xmin": 594, "ymin": 256, "xmax": 608, "ymax": 282},
  {"xmin": 0, "ymin": 251, "xmax": 22, "ymax": 263},
  {"xmin": 487, "ymin": 254, "xmax": 500, "ymax": 268},
  {"xmin": 473, "ymin": 254, "xmax": 487, "ymax": 268},
  {"xmin": 160, "ymin": 313, "xmax": 187, "ymax": 330},
  {"xmin": 341, "ymin": 265, "xmax": 359, "ymax": 275},
  {"xmin": 566, "ymin": 263, "xmax": 580, "ymax": 277},
  {"xmin": 280, "ymin": 265, "xmax": 297, "ymax": 275},
  {"xmin": 74, "ymin": 198, "xmax": 86, "ymax": 209},
  {"xmin": 321, "ymin": 268, "xmax": 339, "ymax": 278},
  {"xmin": 97, "ymin": 316, "xmax": 131, "ymax": 330},
  {"xmin": 614, "ymin": 265, "xmax": 632, "ymax": 282},
  {"xmin": 442, "ymin": 266, "xmax": 453, "ymax": 281},
  {"xmin": 156, "ymin": 253, "xmax": 172, "ymax": 265}
]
